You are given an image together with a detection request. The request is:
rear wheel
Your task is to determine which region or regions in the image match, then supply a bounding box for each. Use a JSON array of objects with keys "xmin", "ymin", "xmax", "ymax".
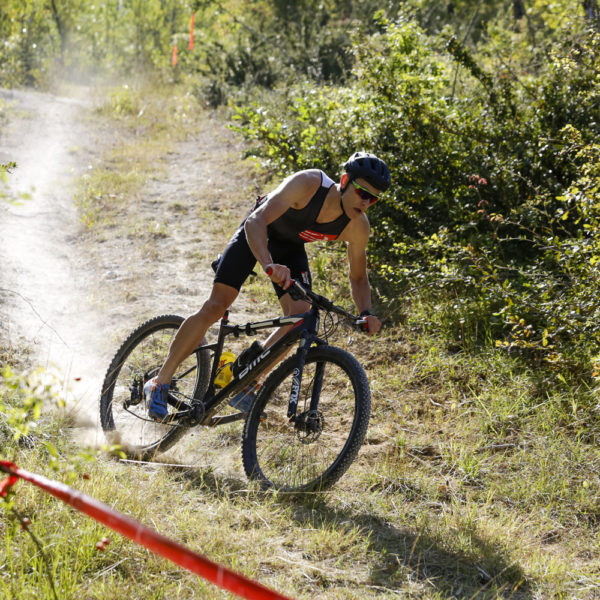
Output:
[
  {"xmin": 242, "ymin": 345, "xmax": 371, "ymax": 492},
  {"xmin": 100, "ymin": 315, "xmax": 210, "ymax": 460}
]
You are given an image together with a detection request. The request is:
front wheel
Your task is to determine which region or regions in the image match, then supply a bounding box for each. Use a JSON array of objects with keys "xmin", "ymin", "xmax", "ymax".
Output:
[
  {"xmin": 242, "ymin": 345, "xmax": 371, "ymax": 492},
  {"xmin": 100, "ymin": 314, "xmax": 210, "ymax": 460}
]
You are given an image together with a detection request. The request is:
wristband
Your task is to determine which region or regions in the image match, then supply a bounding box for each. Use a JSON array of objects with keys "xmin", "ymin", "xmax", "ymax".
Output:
[{"xmin": 360, "ymin": 309, "xmax": 375, "ymax": 317}]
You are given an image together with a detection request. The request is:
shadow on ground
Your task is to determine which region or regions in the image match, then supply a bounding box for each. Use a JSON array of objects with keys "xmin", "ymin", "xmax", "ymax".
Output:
[
  {"xmin": 163, "ymin": 464, "xmax": 531, "ymax": 599},
  {"xmin": 288, "ymin": 495, "xmax": 531, "ymax": 599}
]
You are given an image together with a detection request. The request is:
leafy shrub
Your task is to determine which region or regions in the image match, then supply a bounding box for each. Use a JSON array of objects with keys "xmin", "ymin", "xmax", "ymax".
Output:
[
  {"xmin": 231, "ymin": 14, "xmax": 600, "ymax": 379},
  {"xmin": 0, "ymin": 0, "xmax": 192, "ymax": 86},
  {"xmin": 188, "ymin": 0, "xmax": 407, "ymax": 107}
]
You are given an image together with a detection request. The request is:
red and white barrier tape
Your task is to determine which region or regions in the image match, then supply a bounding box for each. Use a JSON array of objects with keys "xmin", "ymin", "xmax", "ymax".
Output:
[{"xmin": 0, "ymin": 461, "xmax": 293, "ymax": 600}]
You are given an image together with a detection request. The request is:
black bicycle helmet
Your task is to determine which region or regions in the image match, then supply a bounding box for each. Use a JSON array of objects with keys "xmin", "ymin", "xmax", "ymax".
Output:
[{"xmin": 344, "ymin": 151, "xmax": 391, "ymax": 192}]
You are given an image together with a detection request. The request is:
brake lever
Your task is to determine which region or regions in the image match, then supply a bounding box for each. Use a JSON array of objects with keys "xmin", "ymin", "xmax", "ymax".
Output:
[
  {"xmin": 355, "ymin": 318, "xmax": 369, "ymax": 333},
  {"xmin": 288, "ymin": 280, "xmax": 307, "ymax": 301}
]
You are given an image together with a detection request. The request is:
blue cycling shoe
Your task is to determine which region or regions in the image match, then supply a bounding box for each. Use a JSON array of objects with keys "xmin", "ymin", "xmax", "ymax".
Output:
[
  {"xmin": 229, "ymin": 383, "xmax": 261, "ymax": 414},
  {"xmin": 143, "ymin": 379, "xmax": 171, "ymax": 422}
]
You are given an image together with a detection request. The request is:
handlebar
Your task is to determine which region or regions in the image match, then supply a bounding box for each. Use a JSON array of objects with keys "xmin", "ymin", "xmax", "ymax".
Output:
[
  {"xmin": 264, "ymin": 267, "xmax": 369, "ymax": 331},
  {"xmin": 289, "ymin": 280, "xmax": 368, "ymax": 332}
]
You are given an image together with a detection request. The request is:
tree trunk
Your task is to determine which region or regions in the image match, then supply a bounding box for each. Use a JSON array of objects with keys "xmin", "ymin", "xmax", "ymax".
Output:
[
  {"xmin": 49, "ymin": 0, "xmax": 66, "ymax": 64},
  {"xmin": 513, "ymin": 0, "xmax": 526, "ymax": 20},
  {"xmin": 583, "ymin": 0, "xmax": 599, "ymax": 20}
]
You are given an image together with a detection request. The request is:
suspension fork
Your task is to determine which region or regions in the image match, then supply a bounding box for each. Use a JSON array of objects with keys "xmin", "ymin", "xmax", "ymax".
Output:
[
  {"xmin": 286, "ymin": 328, "xmax": 325, "ymax": 419},
  {"xmin": 309, "ymin": 359, "xmax": 325, "ymax": 414},
  {"xmin": 287, "ymin": 337, "xmax": 309, "ymax": 419}
]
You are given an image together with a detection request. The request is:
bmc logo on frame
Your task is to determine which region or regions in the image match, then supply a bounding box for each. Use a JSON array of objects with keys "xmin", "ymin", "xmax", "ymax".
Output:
[{"xmin": 239, "ymin": 348, "xmax": 272, "ymax": 379}]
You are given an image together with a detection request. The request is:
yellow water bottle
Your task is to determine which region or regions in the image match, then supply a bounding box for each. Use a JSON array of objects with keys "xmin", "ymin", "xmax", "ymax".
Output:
[{"xmin": 214, "ymin": 351, "xmax": 236, "ymax": 388}]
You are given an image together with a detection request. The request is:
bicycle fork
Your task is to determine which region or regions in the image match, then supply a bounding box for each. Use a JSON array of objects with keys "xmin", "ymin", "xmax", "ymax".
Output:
[
  {"xmin": 287, "ymin": 334, "xmax": 326, "ymax": 437},
  {"xmin": 287, "ymin": 340, "xmax": 308, "ymax": 419}
]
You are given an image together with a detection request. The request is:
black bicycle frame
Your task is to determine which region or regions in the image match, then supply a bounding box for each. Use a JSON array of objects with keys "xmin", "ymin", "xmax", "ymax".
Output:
[{"xmin": 172, "ymin": 305, "xmax": 323, "ymax": 426}]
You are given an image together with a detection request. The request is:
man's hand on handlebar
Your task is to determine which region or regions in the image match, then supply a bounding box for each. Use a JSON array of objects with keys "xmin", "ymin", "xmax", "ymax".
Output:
[
  {"xmin": 265, "ymin": 263, "xmax": 291, "ymax": 289},
  {"xmin": 265, "ymin": 263, "xmax": 292, "ymax": 290}
]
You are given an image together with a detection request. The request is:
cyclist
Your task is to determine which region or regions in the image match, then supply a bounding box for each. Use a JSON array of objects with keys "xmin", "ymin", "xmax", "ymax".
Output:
[{"xmin": 144, "ymin": 151, "xmax": 391, "ymax": 421}]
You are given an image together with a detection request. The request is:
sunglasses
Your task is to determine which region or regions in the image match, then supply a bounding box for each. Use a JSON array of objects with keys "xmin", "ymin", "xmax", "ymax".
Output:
[{"xmin": 351, "ymin": 180, "xmax": 380, "ymax": 205}]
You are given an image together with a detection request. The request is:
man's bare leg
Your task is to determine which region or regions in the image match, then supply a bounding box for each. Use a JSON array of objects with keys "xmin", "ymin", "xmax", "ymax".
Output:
[
  {"xmin": 154, "ymin": 283, "xmax": 238, "ymax": 385},
  {"xmin": 249, "ymin": 294, "xmax": 310, "ymax": 384}
]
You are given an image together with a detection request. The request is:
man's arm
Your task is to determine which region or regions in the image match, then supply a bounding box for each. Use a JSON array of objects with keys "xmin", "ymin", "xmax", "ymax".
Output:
[
  {"xmin": 346, "ymin": 220, "xmax": 382, "ymax": 336},
  {"xmin": 244, "ymin": 170, "xmax": 320, "ymax": 289}
]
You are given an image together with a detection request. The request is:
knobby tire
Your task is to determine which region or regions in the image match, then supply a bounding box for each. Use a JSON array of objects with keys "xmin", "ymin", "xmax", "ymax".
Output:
[
  {"xmin": 100, "ymin": 315, "xmax": 210, "ymax": 460},
  {"xmin": 242, "ymin": 345, "xmax": 371, "ymax": 492}
]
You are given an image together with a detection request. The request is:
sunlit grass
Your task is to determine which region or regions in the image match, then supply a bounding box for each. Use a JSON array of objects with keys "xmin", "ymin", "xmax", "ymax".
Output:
[
  {"xmin": 2, "ymin": 82, "xmax": 600, "ymax": 599},
  {"xmin": 3, "ymin": 288, "xmax": 600, "ymax": 599}
]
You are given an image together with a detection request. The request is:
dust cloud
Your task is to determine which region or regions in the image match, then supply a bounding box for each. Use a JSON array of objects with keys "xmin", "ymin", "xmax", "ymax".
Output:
[
  {"xmin": 0, "ymin": 85, "xmax": 257, "ymax": 478},
  {"xmin": 0, "ymin": 88, "xmax": 109, "ymax": 446}
]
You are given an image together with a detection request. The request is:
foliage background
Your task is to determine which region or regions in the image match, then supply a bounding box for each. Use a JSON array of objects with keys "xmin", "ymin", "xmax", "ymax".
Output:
[{"xmin": 3, "ymin": 0, "xmax": 600, "ymax": 397}]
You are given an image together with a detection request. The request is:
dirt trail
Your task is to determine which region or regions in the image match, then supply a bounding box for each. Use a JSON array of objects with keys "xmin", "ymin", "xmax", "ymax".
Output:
[
  {"xmin": 0, "ymin": 88, "xmax": 109, "ymax": 430},
  {"xmin": 0, "ymin": 87, "xmax": 256, "ymax": 459}
]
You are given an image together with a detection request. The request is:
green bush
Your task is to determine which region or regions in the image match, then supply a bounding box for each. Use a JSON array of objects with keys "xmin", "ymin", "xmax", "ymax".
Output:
[
  {"xmin": 231, "ymin": 15, "xmax": 600, "ymax": 379},
  {"xmin": 0, "ymin": 0, "xmax": 192, "ymax": 87},
  {"xmin": 187, "ymin": 1, "xmax": 408, "ymax": 107}
]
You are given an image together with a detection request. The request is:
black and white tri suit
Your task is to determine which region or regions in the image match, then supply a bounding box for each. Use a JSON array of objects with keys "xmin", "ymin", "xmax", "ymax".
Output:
[{"xmin": 214, "ymin": 171, "xmax": 350, "ymax": 298}]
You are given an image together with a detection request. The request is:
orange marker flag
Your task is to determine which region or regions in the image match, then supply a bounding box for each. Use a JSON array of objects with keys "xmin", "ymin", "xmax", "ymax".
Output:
[
  {"xmin": 189, "ymin": 13, "xmax": 195, "ymax": 50},
  {"xmin": 172, "ymin": 44, "xmax": 178, "ymax": 66}
]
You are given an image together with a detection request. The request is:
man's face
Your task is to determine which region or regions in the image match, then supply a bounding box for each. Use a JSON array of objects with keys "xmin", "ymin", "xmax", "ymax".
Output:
[{"xmin": 342, "ymin": 174, "xmax": 381, "ymax": 218}]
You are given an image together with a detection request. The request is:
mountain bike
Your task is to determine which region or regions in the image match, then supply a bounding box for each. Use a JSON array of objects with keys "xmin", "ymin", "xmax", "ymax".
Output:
[{"xmin": 99, "ymin": 280, "xmax": 371, "ymax": 492}]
